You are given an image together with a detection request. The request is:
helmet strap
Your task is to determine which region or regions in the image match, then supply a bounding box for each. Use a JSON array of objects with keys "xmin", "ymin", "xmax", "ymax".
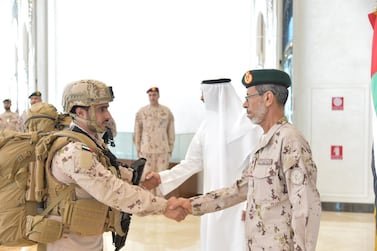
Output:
[{"xmin": 88, "ymin": 106, "xmax": 106, "ymax": 133}]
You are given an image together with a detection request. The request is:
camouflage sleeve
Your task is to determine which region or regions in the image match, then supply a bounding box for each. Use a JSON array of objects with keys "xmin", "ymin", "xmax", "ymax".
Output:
[
  {"xmin": 283, "ymin": 138, "xmax": 321, "ymax": 251},
  {"xmin": 167, "ymin": 109, "xmax": 175, "ymax": 153},
  {"xmin": 53, "ymin": 142, "xmax": 167, "ymax": 215},
  {"xmin": 18, "ymin": 111, "xmax": 27, "ymax": 132},
  {"xmin": 189, "ymin": 177, "xmax": 248, "ymax": 216},
  {"xmin": 118, "ymin": 167, "xmax": 133, "ymax": 183},
  {"xmin": 133, "ymin": 110, "xmax": 142, "ymax": 154},
  {"xmin": 15, "ymin": 114, "xmax": 21, "ymax": 132},
  {"xmin": 0, "ymin": 118, "xmax": 3, "ymax": 130}
]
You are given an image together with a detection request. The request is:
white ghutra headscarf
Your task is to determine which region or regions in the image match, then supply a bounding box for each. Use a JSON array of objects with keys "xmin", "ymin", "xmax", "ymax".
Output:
[{"xmin": 200, "ymin": 79, "xmax": 262, "ymax": 191}]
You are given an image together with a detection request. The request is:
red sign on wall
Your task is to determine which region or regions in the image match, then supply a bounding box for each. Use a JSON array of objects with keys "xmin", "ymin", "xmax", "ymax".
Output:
[
  {"xmin": 332, "ymin": 97, "xmax": 344, "ymax": 110},
  {"xmin": 331, "ymin": 145, "xmax": 343, "ymax": 160}
]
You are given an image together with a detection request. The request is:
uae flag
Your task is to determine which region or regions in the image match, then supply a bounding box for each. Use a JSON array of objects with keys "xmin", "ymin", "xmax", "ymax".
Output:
[{"xmin": 369, "ymin": 10, "xmax": 377, "ymax": 251}]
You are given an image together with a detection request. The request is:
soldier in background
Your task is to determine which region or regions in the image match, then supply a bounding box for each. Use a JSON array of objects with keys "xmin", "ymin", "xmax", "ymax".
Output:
[
  {"xmin": 133, "ymin": 87, "xmax": 175, "ymax": 196},
  {"xmin": 29, "ymin": 91, "xmax": 42, "ymax": 105},
  {"xmin": 19, "ymin": 91, "xmax": 43, "ymax": 132},
  {"xmin": 0, "ymin": 99, "xmax": 20, "ymax": 131}
]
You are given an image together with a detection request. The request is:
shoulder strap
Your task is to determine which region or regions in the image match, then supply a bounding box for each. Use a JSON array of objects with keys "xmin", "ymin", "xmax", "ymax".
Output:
[
  {"xmin": 34, "ymin": 131, "xmax": 101, "ymax": 202},
  {"xmin": 34, "ymin": 184, "xmax": 76, "ymax": 226},
  {"xmin": 70, "ymin": 127, "xmax": 119, "ymax": 167},
  {"xmin": 52, "ymin": 130, "xmax": 98, "ymax": 151}
]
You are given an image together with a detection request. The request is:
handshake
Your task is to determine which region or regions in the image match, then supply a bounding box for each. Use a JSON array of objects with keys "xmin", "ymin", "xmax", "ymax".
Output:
[
  {"xmin": 164, "ymin": 196, "xmax": 192, "ymax": 222},
  {"xmin": 141, "ymin": 171, "xmax": 193, "ymax": 222}
]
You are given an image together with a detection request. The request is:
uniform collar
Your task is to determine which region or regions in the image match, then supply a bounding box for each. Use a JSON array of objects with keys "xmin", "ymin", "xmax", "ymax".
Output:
[
  {"xmin": 71, "ymin": 122, "xmax": 104, "ymax": 146},
  {"xmin": 255, "ymin": 116, "xmax": 289, "ymax": 152}
]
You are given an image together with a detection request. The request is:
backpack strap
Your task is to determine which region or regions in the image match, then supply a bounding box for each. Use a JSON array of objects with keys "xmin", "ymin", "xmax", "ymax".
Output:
[
  {"xmin": 52, "ymin": 130, "xmax": 98, "ymax": 151},
  {"xmin": 54, "ymin": 130, "xmax": 115, "ymax": 171},
  {"xmin": 34, "ymin": 130, "xmax": 101, "ymax": 202},
  {"xmin": 32, "ymin": 183, "xmax": 76, "ymax": 228}
]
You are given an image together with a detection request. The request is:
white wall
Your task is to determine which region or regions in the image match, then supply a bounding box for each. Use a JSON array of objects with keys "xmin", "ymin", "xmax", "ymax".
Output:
[
  {"xmin": 48, "ymin": 0, "xmax": 254, "ymax": 133},
  {"xmin": 293, "ymin": 0, "xmax": 375, "ymax": 203}
]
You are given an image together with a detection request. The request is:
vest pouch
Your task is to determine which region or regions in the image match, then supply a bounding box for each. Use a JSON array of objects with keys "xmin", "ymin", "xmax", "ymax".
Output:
[
  {"xmin": 63, "ymin": 199, "xmax": 108, "ymax": 236},
  {"xmin": 26, "ymin": 215, "xmax": 63, "ymax": 244},
  {"xmin": 106, "ymin": 208, "xmax": 126, "ymax": 236}
]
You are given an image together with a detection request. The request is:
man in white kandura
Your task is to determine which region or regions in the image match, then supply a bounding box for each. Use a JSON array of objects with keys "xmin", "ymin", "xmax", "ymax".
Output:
[{"xmin": 144, "ymin": 78, "xmax": 262, "ymax": 251}]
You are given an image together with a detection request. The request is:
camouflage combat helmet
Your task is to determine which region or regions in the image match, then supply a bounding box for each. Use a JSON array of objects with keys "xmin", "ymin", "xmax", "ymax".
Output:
[
  {"xmin": 62, "ymin": 79, "xmax": 114, "ymax": 133},
  {"xmin": 62, "ymin": 79, "xmax": 114, "ymax": 113}
]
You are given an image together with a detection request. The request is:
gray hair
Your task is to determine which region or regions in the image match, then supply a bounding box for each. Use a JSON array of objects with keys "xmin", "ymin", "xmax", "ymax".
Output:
[{"xmin": 255, "ymin": 84, "xmax": 289, "ymax": 106}]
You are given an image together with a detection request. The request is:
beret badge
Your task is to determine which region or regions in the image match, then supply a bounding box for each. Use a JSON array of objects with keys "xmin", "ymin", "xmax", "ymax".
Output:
[{"xmin": 244, "ymin": 71, "xmax": 253, "ymax": 85}]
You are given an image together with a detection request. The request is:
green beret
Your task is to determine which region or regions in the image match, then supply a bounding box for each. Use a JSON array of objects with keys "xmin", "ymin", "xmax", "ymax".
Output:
[
  {"xmin": 29, "ymin": 91, "xmax": 42, "ymax": 98},
  {"xmin": 242, "ymin": 69, "xmax": 291, "ymax": 88},
  {"xmin": 201, "ymin": 78, "xmax": 231, "ymax": 84},
  {"xmin": 146, "ymin": 87, "xmax": 159, "ymax": 93},
  {"xmin": 3, "ymin": 99, "xmax": 11, "ymax": 103}
]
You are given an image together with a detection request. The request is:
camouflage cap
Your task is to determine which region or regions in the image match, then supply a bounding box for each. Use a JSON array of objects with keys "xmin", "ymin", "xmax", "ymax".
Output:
[
  {"xmin": 146, "ymin": 87, "xmax": 159, "ymax": 93},
  {"xmin": 62, "ymin": 79, "xmax": 114, "ymax": 113},
  {"xmin": 29, "ymin": 91, "xmax": 42, "ymax": 98},
  {"xmin": 242, "ymin": 69, "xmax": 291, "ymax": 88}
]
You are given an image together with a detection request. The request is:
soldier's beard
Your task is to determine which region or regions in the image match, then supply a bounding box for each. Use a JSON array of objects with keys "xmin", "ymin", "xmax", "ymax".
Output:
[
  {"xmin": 86, "ymin": 119, "xmax": 106, "ymax": 134},
  {"xmin": 86, "ymin": 107, "xmax": 106, "ymax": 134},
  {"xmin": 250, "ymin": 106, "xmax": 267, "ymax": 125}
]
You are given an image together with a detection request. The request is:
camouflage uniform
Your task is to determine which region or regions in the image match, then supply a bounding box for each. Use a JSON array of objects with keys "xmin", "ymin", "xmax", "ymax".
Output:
[
  {"xmin": 18, "ymin": 110, "xmax": 28, "ymax": 132},
  {"xmin": 47, "ymin": 123, "xmax": 167, "ymax": 251},
  {"xmin": 46, "ymin": 80, "xmax": 169, "ymax": 251},
  {"xmin": 0, "ymin": 111, "xmax": 20, "ymax": 131},
  {"xmin": 133, "ymin": 104, "xmax": 175, "ymax": 195},
  {"xmin": 190, "ymin": 118, "xmax": 321, "ymax": 251}
]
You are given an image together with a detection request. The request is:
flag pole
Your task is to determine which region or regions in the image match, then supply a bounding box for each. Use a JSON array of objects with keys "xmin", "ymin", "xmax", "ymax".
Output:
[{"xmin": 369, "ymin": 8, "xmax": 377, "ymax": 251}]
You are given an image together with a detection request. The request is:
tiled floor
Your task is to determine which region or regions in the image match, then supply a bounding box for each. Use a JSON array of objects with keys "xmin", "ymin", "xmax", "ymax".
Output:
[
  {"xmin": 316, "ymin": 212, "xmax": 374, "ymax": 251},
  {"xmin": 0, "ymin": 211, "xmax": 374, "ymax": 251}
]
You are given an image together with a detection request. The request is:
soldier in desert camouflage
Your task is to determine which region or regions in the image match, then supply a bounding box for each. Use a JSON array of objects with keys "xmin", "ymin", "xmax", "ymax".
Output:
[
  {"xmin": 46, "ymin": 80, "xmax": 186, "ymax": 251},
  {"xmin": 0, "ymin": 99, "xmax": 20, "ymax": 131},
  {"xmin": 175, "ymin": 69, "xmax": 321, "ymax": 251},
  {"xmin": 133, "ymin": 87, "xmax": 175, "ymax": 196}
]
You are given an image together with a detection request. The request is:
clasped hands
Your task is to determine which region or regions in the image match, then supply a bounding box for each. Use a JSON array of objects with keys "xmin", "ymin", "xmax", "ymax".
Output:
[
  {"xmin": 141, "ymin": 172, "xmax": 192, "ymax": 222},
  {"xmin": 163, "ymin": 196, "xmax": 192, "ymax": 222},
  {"xmin": 141, "ymin": 171, "xmax": 161, "ymax": 190}
]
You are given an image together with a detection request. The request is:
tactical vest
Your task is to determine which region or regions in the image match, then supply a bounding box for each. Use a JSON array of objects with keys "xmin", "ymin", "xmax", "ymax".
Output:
[{"xmin": 27, "ymin": 131, "xmax": 126, "ymax": 244}]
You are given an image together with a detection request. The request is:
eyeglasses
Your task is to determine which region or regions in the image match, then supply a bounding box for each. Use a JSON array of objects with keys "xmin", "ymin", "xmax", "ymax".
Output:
[{"xmin": 244, "ymin": 93, "xmax": 261, "ymax": 101}]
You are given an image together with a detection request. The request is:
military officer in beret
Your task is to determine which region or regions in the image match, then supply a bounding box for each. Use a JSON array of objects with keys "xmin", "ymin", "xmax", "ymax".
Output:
[
  {"xmin": 175, "ymin": 69, "xmax": 321, "ymax": 251},
  {"xmin": 133, "ymin": 87, "xmax": 175, "ymax": 196},
  {"xmin": 29, "ymin": 91, "xmax": 43, "ymax": 105},
  {"xmin": 0, "ymin": 99, "xmax": 20, "ymax": 131},
  {"xmin": 19, "ymin": 91, "xmax": 43, "ymax": 131}
]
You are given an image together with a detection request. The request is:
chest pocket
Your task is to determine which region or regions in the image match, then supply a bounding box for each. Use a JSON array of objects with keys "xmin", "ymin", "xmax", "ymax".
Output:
[
  {"xmin": 144, "ymin": 112, "xmax": 168, "ymax": 129},
  {"xmin": 249, "ymin": 163, "xmax": 286, "ymax": 205},
  {"xmin": 158, "ymin": 112, "xmax": 169, "ymax": 128}
]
